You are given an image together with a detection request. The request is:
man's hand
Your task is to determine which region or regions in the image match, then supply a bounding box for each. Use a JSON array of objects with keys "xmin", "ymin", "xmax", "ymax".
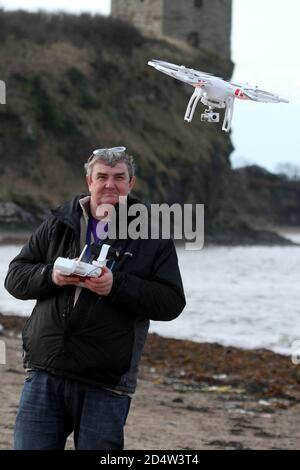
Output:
[
  {"xmin": 52, "ymin": 265, "xmax": 113, "ymax": 296},
  {"xmin": 82, "ymin": 266, "xmax": 113, "ymax": 296},
  {"xmin": 52, "ymin": 269, "xmax": 82, "ymax": 287}
]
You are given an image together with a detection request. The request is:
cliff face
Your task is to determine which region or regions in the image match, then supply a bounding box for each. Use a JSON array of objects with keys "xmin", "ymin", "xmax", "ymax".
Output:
[
  {"xmin": 230, "ymin": 166, "xmax": 300, "ymax": 228},
  {"xmin": 0, "ymin": 11, "xmax": 235, "ymax": 234}
]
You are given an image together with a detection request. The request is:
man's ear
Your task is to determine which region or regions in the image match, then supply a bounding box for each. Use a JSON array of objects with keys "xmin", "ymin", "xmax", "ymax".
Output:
[
  {"xmin": 129, "ymin": 175, "xmax": 136, "ymax": 192},
  {"xmin": 86, "ymin": 174, "xmax": 92, "ymax": 191}
]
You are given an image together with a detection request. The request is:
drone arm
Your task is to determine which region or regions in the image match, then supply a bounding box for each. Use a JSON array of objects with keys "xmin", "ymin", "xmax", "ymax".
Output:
[
  {"xmin": 184, "ymin": 87, "xmax": 203, "ymax": 123},
  {"xmin": 222, "ymin": 96, "xmax": 234, "ymax": 132}
]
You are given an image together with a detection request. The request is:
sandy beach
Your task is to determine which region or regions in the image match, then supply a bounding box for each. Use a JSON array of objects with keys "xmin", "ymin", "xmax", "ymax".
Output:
[{"xmin": 1, "ymin": 314, "xmax": 300, "ymax": 450}]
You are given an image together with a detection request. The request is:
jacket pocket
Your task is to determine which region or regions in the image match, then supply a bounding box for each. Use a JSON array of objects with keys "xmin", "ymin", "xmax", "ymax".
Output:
[{"xmin": 25, "ymin": 370, "xmax": 37, "ymax": 383}]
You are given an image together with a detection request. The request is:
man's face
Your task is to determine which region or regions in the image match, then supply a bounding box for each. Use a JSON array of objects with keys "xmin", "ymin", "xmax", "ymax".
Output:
[{"xmin": 86, "ymin": 161, "xmax": 135, "ymax": 214}]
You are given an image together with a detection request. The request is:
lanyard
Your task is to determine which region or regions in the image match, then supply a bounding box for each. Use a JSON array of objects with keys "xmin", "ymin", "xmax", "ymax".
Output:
[
  {"xmin": 85, "ymin": 215, "xmax": 94, "ymax": 261},
  {"xmin": 85, "ymin": 216, "xmax": 111, "ymax": 266}
]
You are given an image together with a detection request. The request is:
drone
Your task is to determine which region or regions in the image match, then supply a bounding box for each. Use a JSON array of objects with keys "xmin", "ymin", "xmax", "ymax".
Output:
[{"xmin": 148, "ymin": 59, "xmax": 289, "ymax": 132}]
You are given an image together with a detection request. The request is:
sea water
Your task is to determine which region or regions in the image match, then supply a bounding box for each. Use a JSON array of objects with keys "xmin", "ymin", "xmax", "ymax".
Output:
[{"xmin": 1, "ymin": 236, "xmax": 299, "ymax": 355}]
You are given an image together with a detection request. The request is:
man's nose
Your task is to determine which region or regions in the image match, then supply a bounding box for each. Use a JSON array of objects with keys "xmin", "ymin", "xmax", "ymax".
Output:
[{"xmin": 104, "ymin": 177, "xmax": 116, "ymax": 188}]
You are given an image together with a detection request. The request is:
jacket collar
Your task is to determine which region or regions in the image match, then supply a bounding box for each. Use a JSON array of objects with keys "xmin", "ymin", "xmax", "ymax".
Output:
[
  {"xmin": 51, "ymin": 193, "xmax": 144, "ymax": 232},
  {"xmin": 51, "ymin": 193, "xmax": 87, "ymax": 232}
]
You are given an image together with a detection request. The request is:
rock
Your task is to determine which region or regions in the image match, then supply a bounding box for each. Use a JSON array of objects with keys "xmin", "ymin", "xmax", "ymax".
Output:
[
  {"xmin": 172, "ymin": 397, "xmax": 184, "ymax": 404},
  {"xmin": 230, "ymin": 165, "xmax": 300, "ymax": 227},
  {"xmin": 0, "ymin": 201, "xmax": 35, "ymax": 227},
  {"xmin": 0, "ymin": 314, "xmax": 28, "ymax": 332}
]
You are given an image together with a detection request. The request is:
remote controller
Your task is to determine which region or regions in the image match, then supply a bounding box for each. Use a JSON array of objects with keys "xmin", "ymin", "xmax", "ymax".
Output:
[{"xmin": 54, "ymin": 243, "xmax": 110, "ymax": 278}]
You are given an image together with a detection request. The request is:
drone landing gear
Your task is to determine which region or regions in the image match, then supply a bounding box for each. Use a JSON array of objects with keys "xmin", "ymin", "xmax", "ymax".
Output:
[
  {"xmin": 200, "ymin": 98, "xmax": 234, "ymax": 132},
  {"xmin": 222, "ymin": 96, "xmax": 234, "ymax": 132},
  {"xmin": 184, "ymin": 87, "xmax": 203, "ymax": 122},
  {"xmin": 200, "ymin": 108, "xmax": 220, "ymax": 123},
  {"xmin": 184, "ymin": 90, "xmax": 234, "ymax": 132}
]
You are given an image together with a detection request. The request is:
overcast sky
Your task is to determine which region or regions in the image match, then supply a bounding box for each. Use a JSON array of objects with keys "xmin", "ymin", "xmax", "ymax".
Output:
[{"xmin": 1, "ymin": 0, "xmax": 299, "ymax": 172}]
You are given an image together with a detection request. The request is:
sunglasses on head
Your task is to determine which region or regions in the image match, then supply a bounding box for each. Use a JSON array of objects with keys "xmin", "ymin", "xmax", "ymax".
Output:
[{"xmin": 89, "ymin": 146, "xmax": 126, "ymax": 160}]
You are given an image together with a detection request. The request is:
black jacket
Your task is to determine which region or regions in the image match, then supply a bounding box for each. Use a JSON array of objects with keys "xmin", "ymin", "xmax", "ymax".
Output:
[{"xmin": 4, "ymin": 195, "xmax": 186, "ymax": 393}]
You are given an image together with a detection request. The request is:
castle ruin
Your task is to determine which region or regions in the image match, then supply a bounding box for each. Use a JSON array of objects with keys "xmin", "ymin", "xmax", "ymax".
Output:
[{"xmin": 111, "ymin": 0, "xmax": 232, "ymax": 59}]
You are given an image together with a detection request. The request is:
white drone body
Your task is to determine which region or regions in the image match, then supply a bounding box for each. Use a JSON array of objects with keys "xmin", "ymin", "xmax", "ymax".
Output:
[{"xmin": 148, "ymin": 59, "xmax": 289, "ymax": 132}]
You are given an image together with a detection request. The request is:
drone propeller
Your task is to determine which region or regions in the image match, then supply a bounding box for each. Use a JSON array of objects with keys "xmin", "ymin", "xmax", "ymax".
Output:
[
  {"xmin": 148, "ymin": 60, "xmax": 214, "ymax": 87},
  {"xmin": 241, "ymin": 87, "xmax": 289, "ymax": 103}
]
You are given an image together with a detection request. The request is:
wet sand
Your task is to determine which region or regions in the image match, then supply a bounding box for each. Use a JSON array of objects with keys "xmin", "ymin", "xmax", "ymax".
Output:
[{"xmin": 1, "ymin": 315, "xmax": 300, "ymax": 450}]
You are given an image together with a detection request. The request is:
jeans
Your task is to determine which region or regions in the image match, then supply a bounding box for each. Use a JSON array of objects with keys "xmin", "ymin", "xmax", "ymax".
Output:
[{"xmin": 14, "ymin": 370, "xmax": 131, "ymax": 450}]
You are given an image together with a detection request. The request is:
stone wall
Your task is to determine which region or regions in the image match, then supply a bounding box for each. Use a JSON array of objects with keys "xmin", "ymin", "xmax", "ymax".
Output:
[
  {"xmin": 163, "ymin": 0, "xmax": 231, "ymax": 58},
  {"xmin": 111, "ymin": 0, "xmax": 163, "ymax": 37},
  {"xmin": 111, "ymin": 0, "xmax": 232, "ymax": 58}
]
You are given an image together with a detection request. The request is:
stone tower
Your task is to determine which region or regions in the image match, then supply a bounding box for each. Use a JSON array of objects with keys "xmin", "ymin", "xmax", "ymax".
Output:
[{"xmin": 111, "ymin": 0, "xmax": 232, "ymax": 59}]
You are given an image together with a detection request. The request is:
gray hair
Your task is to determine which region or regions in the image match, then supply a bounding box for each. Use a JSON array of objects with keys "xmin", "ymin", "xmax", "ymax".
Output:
[{"xmin": 84, "ymin": 149, "xmax": 136, "ymax": 180}]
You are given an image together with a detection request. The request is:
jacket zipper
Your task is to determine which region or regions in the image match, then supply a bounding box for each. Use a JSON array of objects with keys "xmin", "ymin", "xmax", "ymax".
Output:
[{"xmin": 60, "ymin": 229, "xmax": 77, "ymax": 354}]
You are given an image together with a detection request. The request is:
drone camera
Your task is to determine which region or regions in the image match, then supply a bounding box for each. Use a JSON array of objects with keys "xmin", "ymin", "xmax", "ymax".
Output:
[{"xmin": 201, "ymin": 111, "xmax": 220, "ymax": 123}]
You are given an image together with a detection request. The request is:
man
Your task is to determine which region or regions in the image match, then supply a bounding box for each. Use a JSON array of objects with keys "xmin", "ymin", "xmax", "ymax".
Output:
[{"xmin": 5, "ymin": 147, "xmax": 186, "ymax": 450}]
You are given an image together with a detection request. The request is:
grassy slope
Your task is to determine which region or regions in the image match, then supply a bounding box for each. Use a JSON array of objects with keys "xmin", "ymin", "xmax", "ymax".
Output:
[{"xmin": 0, "ymin": 11, "xmax": 235, "ymax": 233}]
